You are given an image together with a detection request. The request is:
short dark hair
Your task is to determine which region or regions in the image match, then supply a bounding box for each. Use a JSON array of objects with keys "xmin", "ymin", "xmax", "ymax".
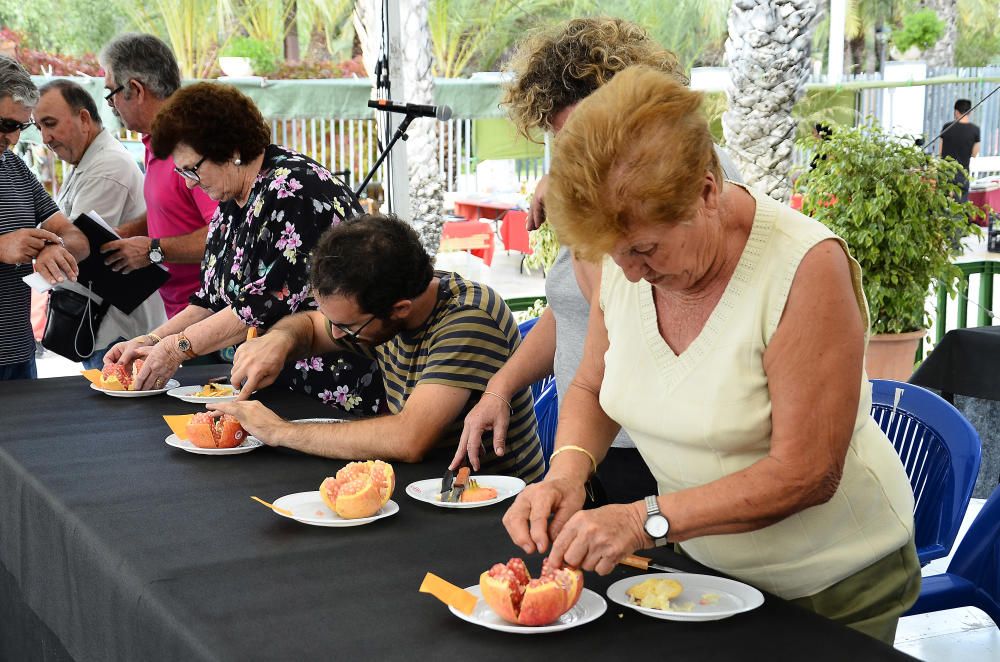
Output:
[
  {"xmin": 310, "ymin": 214, "xmax": 434, "ymax": 318},
  {"xmin": 150, "ymin": 82, "xmax": 270, "ymax": 162},
  {"xmin": 38, "ymin": 79, "xmax": 103, "ymax": 127},
  {"xmin": 955, "ymin": 99, "xmax": 972, "ymax": 114}
]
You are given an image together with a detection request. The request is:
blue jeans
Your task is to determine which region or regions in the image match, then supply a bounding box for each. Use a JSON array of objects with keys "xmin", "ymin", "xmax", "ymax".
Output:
[
  {"xmin": 0, "ymin": 358, "xmax": 37, "ymax": 381},
  {"xmin": 81, "ymin": 338, "xmax": 126, "ymax": 370}
]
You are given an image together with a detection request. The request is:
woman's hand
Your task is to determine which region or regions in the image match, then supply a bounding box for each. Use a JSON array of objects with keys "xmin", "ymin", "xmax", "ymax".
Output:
[
  {"xmin": 208, "ymin": 400, "xmax": 288, "ymax": 446},
  {"xmin": 526, "ymin": 175, "xmax": 549, "ymax": 231},
  {"xmin": 450, "ymin": 391, "xmax": 511, "ymax": 471},
  {"xmin": 131, "ymin": 336, "xmax": 185, "ymax": 390},
  {"xmin": 502, "ymin": 476, "xmax": 588, "ymax": 555},
  {"xmin": 547, "ymin": 502, "xmax": 649, "ymax": 576},
  {"xmin": 105, "ymin": 335, "xmax": 156, "ymax": 366}
]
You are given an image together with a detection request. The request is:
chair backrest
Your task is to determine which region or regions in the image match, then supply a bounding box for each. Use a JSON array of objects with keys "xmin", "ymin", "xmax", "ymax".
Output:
[
  {"xmin": 869, "ymin": 379, "xmax": 983, "ymax": 564},
  {"xmin": 534, "ymin": 381, "xmax": 559, "ymax": 470},
  {"xmin": 517, "ymin": 317, "xmax": 555, "ymax": 400},
  {"xmin": 946, "ymin": 482, "xmax": 1000, "ymax": 602}
]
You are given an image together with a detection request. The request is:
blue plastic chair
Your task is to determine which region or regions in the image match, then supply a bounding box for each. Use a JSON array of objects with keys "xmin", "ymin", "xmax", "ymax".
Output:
[
  {"xmin": 906, "ymin": 483, "xmax": 1000, "ymax": 624},
  {"xmin": 517, "ymin": 317, "xmax": 555, "ymax": 400},
  {"xmin": 869, "ymin": 379, "xmax": 982, "ymax": 566},
  {"xmin": 534, "ymin": 381, "xmax": 559, "ymax": 470}
]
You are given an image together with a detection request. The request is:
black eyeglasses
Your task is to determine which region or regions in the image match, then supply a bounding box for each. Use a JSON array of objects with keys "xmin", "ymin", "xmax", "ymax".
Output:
[
  {"xmin": 174, "ymin": 155, "xmax": 208, "ymax": 183},
  {"xmin": 0, "ymin": 117, "xmax": 34, "ymax": 134},
  {"xmin": 332, "ymin": 315, "xmax": 376, "ymax": 341},
  {"xmin": 104, "ymin": 85, "xmax": 125, "ymax": 103}
]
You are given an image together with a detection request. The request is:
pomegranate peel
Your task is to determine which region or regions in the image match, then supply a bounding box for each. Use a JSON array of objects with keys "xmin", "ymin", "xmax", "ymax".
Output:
[
  {"xmin": 319, "ymin": 460, "xmax": 395, "ymax": 519},
  {"xmin": 479, "ymin": 557, "xmax": 583, "ymax": 626},
  {"xmin": 186, "ymin": 412, "xmax": 246, "ymax": 449}
]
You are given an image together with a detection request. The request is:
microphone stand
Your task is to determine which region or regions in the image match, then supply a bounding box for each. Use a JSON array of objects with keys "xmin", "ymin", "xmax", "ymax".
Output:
[{"xmin": 355, "ymin": 112, "xmax": 416, "ymax": 200}]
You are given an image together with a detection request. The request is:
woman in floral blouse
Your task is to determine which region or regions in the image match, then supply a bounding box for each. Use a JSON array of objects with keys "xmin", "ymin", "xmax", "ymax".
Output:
[{"xmin": 106, "ymin": 82, "xmax": 382, "ymax": 414}]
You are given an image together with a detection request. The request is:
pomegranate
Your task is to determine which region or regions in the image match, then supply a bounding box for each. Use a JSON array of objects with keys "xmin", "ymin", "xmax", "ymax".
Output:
[
  {"xmin": 479, "ymin": 558, "xmax": 583, "ymax": 626},
  {"xmin": 186, "ymin": 412, "xmax": 246, "ymax": 449},
  {"xmin": 100, "ymin": 358, "xmax": 145, "ymax": 391},
  {"xmin": 319, "ymin": 461, "xmax": 395, "ymax": 519}
]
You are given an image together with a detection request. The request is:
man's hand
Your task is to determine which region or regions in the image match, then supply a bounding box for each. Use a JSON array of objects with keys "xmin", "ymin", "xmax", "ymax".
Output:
[
  {"xmin": 208, "ymin": 400, "xmax": 289, "ymax": 446},
  {"xmin": 34, "ymin": 244, "xmax": 79, "ymax": 284},
  {"xmin": 101, "ymin": 236, "xmax": 152, "ymax": 273},
  {"xmin": 231, "ymin": 331, "xmax": 297, "ymax": 399},
  {"xmin": 525, "ymin": 175, "xmax": 549, "ymax": 231},
  {"xmin": 0, "ymin": 228, "xmax": 64, "ymax": 265}
]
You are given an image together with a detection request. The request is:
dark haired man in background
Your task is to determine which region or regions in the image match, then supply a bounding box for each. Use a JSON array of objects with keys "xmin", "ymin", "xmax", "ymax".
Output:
[
  {"xmin": 212, "ymin": 214, "xmax": 544, "ymax": 481},
  {"xmin": 940, "ymin": 98, "xmax": 981, "ymax": 202}
]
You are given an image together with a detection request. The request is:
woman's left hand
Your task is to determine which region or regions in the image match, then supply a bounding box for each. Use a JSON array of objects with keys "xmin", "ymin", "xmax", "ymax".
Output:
[
  {"xmin": 131, "ymin": 341, "xmax": 183, "ymax": 391},
  {"xmin": 547, "ymin": 502, "xmax": 649, "ymax": 576}
]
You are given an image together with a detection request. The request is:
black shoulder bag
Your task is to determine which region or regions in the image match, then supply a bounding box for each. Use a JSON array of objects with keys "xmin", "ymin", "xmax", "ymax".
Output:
[{"xmin": 42, "ymin": 282, "xmax": 111, "ymax": 362}]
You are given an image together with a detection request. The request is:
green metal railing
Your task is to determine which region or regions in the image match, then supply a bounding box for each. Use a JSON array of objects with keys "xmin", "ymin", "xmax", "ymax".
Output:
[{"xmin": 934, "ymin": 261, "xmax": 997, "ymax": 344}]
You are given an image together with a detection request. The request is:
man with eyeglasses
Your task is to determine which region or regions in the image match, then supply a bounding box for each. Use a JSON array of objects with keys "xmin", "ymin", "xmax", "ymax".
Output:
[
  {"xmin": 210, "ymin": 215, "xmax": 545, "ymax": 482},
  {"xmin": 0, "ymin": 56, "xmax": 91, "ymax": 380},
  {"xmin": 96, "ymin": 33, "xmax": 217, "ymax": 319},
  {"xmin": 34, "ymin": 78, "xmax": 167, "ymax": 369}
]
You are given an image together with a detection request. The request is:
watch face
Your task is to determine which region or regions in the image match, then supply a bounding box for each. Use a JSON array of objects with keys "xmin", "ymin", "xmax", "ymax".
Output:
[
  {"xmin": 177, "ymin": 337, "xmax": 191, "ymax": 351},
  {"xmin": 645, "ymin": 514, "xmax": 669, "ymax": 539},
  {"xmin": 149, "ymin": 249, "xmax": 163, "ymax": 264}
]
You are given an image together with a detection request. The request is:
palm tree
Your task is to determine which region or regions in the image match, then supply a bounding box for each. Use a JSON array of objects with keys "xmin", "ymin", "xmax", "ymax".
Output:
[
  {"xmin": 921, "ymin": 0, "xmax": 957, "ymax": 68},
  {"xmin": 722, "ymin": 0, "xmax": 821, "ymax": 202}
]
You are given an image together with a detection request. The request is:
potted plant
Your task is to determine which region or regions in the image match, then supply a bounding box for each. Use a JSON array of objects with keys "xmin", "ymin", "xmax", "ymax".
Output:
[
  {"xmin": 219, "ymin": 37, "xmax": 278, "ymax": 78},
  {"xmin": 797, "ymin": 120, "xmax": 977, "ymax": 380}
]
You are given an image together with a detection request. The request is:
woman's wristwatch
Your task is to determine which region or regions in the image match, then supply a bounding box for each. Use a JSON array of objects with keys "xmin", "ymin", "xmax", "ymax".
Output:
[
  {"xmin": 175, "ymin": 333, "xmax": 198, "ymax": 360},
  {"xmin": 643, "ymin": 495, "xmax": 670, "ymax": 547}
]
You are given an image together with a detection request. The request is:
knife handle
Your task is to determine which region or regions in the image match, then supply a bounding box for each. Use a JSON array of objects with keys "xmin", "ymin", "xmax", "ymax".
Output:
[
  {"xmin": 619, "ymin": 554, "xmax": 651, "ymax": 571},
  {"xmin": 454, "ymin": 466, "xmax": 471, "ymax": 487}
]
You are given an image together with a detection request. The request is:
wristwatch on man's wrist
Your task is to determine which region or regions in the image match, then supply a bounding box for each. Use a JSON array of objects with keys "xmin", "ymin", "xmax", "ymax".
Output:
[
  {"xmin": 176, "ymin": 333, "xmax": 198, "ymax": 360},
  {"xmin": 148, "ymin": 238, "xmax": 164, "ymax": 264},
  {"xmin": 643, "ymin": 495, "xmax": 670, "ymax": 547}
]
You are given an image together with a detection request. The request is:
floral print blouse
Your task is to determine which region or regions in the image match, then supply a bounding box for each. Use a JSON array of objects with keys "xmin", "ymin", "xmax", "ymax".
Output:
[{"xmin": 189, "ymin": 144, "xmax": 383, "ymax": 414}]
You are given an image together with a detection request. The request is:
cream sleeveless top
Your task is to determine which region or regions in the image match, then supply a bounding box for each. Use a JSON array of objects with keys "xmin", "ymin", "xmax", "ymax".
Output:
[{"xmin": 598, "ymin": 187, "xmax": 914, "ymax": 599}]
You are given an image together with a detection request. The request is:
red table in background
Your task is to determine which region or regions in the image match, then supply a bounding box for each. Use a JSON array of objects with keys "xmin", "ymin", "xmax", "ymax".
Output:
[
  {"xmin": 453, "ymin": 198, "xmax": 518, "ymax": 222},
  {"xmin": 439, "ymin": 220, "xmax": 495, "ymax": 265},
  {"xmin": 969, "ymin": 187, "xmax": 1000, "ymax": 227}
]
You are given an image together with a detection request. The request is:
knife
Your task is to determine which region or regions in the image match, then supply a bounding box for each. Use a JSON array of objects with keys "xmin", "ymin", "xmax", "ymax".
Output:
[
  {"xmin": 447, "ymin": 467, "xmax": 470, "ymax": 502},
  {"xmin": 619, "ymin": 554, "xmax": 683, "ymax": 574},
  {"xmin": 440, "ymin": 468, "xmax": 455, "ymax": 499}
]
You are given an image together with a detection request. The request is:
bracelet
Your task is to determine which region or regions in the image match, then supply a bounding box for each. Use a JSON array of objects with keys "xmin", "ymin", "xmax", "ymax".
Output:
[
  {"xmin": 147, "ymin": 333, "xmax": 162, "ymax": 344},
  {"xmin": 549, "ymin": 445, "xmax": 598, "ymax": 475},
  {"xmin": 482, "ymin": 390, "xmax": 514, "ymax": 415}
]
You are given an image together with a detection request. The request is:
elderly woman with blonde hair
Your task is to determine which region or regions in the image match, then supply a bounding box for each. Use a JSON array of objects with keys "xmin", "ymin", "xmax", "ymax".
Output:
[{"xmin": 501, "ymin": 65, "xmax": 919, "ymax": 643}]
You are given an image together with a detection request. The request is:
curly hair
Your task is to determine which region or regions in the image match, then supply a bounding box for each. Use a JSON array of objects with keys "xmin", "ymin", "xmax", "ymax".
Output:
[
  {"xmin": 150, "ymin": 82, "xmax": 270, "ymax": 162},
  {"xmin": 501, "ymin": 17, "xmax": 688, "ymax": 140},
  {"xmin": 310, "ymin": 214, "xmax": 434, "ymax": 318},
  {"xmin": 546, "ymin": 66, "xmax": 721, "ymax": 262}
]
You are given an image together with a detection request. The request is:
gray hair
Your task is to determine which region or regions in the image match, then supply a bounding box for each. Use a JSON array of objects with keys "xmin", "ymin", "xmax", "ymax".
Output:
[
  {"xmin": 99, "ymin": 33, "xmax": 181, "ymax": 100},
  {"xmin": 0, "ymin": 55, "xmax": 39, "ymax": 107}
]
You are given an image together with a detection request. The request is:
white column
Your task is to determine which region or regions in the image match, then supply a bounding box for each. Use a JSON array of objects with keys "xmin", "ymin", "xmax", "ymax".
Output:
[
  {"xmin": 382, "ymin": 0, "xmax": 410, "ymax": 219},
  {"xmin": 828, "ymin": 0, "xmax": 846, "ymax": 83}
]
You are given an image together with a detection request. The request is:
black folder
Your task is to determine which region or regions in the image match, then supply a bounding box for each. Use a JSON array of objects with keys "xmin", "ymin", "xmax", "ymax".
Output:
[{"xmin": 73, "ymin": 212, "xmax": 170, "ymax": 314}]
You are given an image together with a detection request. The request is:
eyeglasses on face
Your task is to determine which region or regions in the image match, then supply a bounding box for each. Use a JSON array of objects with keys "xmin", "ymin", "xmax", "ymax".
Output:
[
  {"xmin": 332, "ymin": 315, "xmax": 376, "ymax": 340},
  {"xmin": 104, "ymin": 85, "xmax": 125, "ymax": 103},
  {"xmin": 0, "ymin": 117, "xmax": 34, "ymax": 134},
  {"xmin": 174, "ymin": 155, "xmax": 208, "ymax": 183}
]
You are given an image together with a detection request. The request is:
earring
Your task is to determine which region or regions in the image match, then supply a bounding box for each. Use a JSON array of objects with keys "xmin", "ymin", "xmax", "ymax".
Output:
[{"xmin": 234, "ymin": 158, "xmax": 242, "ymax": 166}]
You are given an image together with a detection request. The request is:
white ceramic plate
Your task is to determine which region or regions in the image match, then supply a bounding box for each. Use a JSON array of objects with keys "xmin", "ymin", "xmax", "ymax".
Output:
[
  {"xmin": 270, "ymin": 491, "xmax": 399, "ymax": 527},
  {"xmin": 406, "ymin": 475, "xmax": 526, "ymax": 508},
  {"xmin": 606, "ymin": 573, "xmax": 764, "ymax": 621},
  {"xmin": 449, "ymin": 586, "xmax": 606, "ymax": 634},
  {"xmin": 248, "ymin": 418, "xmax": 347, "ymax": 444},
  {"xmin": 167, "ymin": 384, "xmax": 241, "ymax": 403},
  {"xmin": 164, "ymin": 433, "xmax": 263, "ymax": 455},
  {"xmin": 90, "ymin": 379, "xmax": 179, "ymax": 398}
]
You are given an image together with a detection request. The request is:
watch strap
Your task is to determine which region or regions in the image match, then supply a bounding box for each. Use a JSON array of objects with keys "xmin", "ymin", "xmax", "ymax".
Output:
[
  {"xmin": 644, "ymin": 495, "xmax": 668, "ymax": 547},
  {"xmin": 176, "ymin": 333, "xmax": 198, "ymax": 360}
]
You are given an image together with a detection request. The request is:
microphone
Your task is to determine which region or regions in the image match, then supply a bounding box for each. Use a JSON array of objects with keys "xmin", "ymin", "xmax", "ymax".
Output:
[{"xmin": 367, "ymin": 99, "xmax": 453, "ymax": 121}]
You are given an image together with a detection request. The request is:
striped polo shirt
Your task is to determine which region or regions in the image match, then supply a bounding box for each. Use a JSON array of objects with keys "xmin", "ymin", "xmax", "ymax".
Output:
[
  {"xmin": 0, "ymin": 150, "xmax": 60, "ymax": 365},
  {"xmin": 328, "ymin": 271, "xmax": 544, "ymax": 482}
]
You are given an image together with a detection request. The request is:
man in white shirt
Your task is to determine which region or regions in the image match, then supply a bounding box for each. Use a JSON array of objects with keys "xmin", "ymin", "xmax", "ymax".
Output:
[{"xmin": 34, "ymin": 79, "xmax": 166, "ymax": 367}]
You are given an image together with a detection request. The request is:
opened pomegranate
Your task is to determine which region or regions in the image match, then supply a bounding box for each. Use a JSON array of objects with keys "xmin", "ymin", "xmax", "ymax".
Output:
[
  {"xmin": 100, "ymin": 358, "xmax": 145, "ymax": 391},
  {"xmin": 479, "ymin": 558, "xmax": 583, "ymax": 626},
  {"xmin": 319, "ymin": 460, "xmax": 395, "ymax": 519},
  {"xmin": 186, "ymin": 412, "xmax": 246, "ymax": 449}
]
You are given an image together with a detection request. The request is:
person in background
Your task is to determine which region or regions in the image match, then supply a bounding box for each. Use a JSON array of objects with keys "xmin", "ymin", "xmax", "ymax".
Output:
[
  {"xmin": 34, "ymin": 79, "xmax": 166, "ymax": 369},
  {"xmin": 939, "ymin": 98, "xmax": 981, "ymax": 202},
  {"xmin": 97, "ymin": 33, "xmax": 217, "ymax": 318},
  {"xmin": 0, "ymin": 56, "xmax": 90, "ymax": 380},
  {"xmin": 453, "ymin": 17, "xmax": 742, "ymax": 505},
  {"xmin": 211, "ymin": 215, "xmax": 545, "ymax": 481},
  {"xmin": 105, "ymin": 83, "xmax": 382, "ymax": 413},
  {"xmin": 503, "ymin": 66, "xmax": 918, "ymax": 643}
]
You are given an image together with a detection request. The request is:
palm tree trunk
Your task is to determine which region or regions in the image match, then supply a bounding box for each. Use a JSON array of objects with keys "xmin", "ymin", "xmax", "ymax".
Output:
[
  {"xmin": 921, "ymin": 0, "xmax": 957, "ymax": 68},
  {"xmin": 722, "ymin": 0, "xmax": 821, "ymax": 202},
  {"xmin": 400, "ymin": 0, "xmax": 445, "ymax": 256}
]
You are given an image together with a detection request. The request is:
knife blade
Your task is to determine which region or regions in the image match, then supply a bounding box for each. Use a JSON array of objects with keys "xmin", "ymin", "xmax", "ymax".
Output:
[
  {"xmin": 447, "ymin": 467, "xmax": 470, "ymax": 502},
  {"xmin": 440, "ymin": 468, "xmax": 455, "ymax": 498},
  {"xmin": 619, "ymin": 554, "xmax": 683, "ymax": 574}
]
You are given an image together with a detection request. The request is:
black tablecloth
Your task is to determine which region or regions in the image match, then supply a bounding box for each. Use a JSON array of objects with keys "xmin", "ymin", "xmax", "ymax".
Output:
[
  {"xmin": 0, "ymin": 368, "xmax": 914, "ymax": 661},
  {"xmin": 911, "ymin": 326, "xmax": 1000, "ymax": 401}
]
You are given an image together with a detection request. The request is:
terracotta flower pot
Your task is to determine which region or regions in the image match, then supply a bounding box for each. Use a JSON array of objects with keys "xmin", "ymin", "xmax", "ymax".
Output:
[{"xmin": 865, "ymin": 330, "xmax": 926, "ymax": 381}]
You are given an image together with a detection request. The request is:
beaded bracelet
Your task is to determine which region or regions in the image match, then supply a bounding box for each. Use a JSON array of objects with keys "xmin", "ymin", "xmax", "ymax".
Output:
[
  {"xmin": 482, "ymin": 390, "xmax": 514, "ymax": 415},
  {"xmin": 549, "ymin": 445, "xmax": 598, "ymax": 475}
]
